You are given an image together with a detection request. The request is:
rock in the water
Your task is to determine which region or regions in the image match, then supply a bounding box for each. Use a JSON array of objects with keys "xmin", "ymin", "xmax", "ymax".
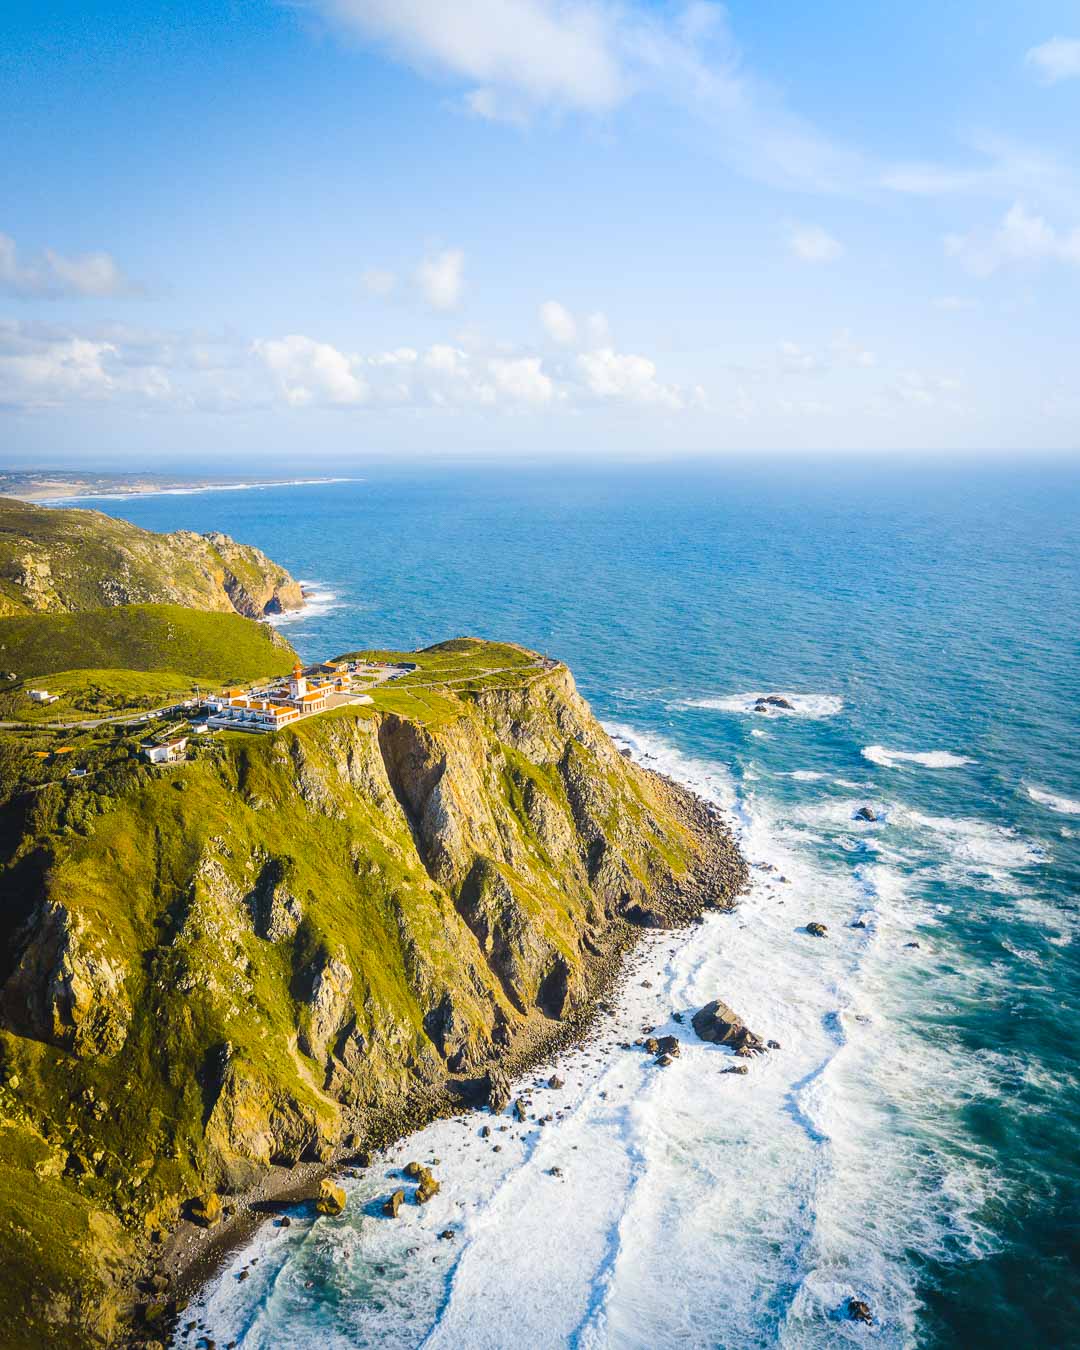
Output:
[
  {"xmin": 548, "ymin": 1075, "xmax": 565, "ymax": 1090},
  {"xmin": 691, "ymin": 1000, "xmax": 765, "ymax": 1056},
  {"xmin": 382, "ymin": 1189, "xmax": 405, "ymax": 1218},
  {"xmin": 850, "ymin": 918, "xmax": 867, "ymax": 929},
  {"xmin": 415, "ymin": 1168, "xmax": 441, "ymax": 1204},
  {"xmin": 767, "ymin": 1039, "xmax": 781, "ymax": 1050},
  {"xmin": 656, "ymin": 1035, "xmax": 680, "ymax": 1056},
  {"xmin": 847, "ymin": 1298, "xmax": 873, "ymax": 1325},
  {"xmin": 855, "ymin": 806, "xmax": 877, "ymax": 822},
  {"xmin": 189, "ymin": 1193, "xmax": 222, "ymax": 1227},
  {"xmin": 643, "ymin": 1037, "xmax": 661, "ymax": 1055},
  {"xmin": 905, "ymin": 941, "xmax": 921, "ymax": 949},
  {"xmin": 805, "ymin": 922, "xmax": 828, "ymax": 937},
  {"xmin": 513, "ymin": 1098, "xmax": 527, "ymax": 1122},
  {"xmin": 403, "ymin": 1161, "xmax": 423, "ymax": 1178},
  {"xmin": 722, "ymin": 1064, "xmax": 749, "ymax": 1076},
  {"xmin": 315, "ymin": 1179, "xmax": 346, "ymax": 1216},
  {"xmin": 438, "ymin": 1229, "xmax": 455, "ymax": 1240},
  {"xmin": 656, "ymin": 1053, "xmax": 674, "ymax": 1067},
  {"xmin": 277, "ymin": 1215, "xmax": 291, "ymax": 1228}
]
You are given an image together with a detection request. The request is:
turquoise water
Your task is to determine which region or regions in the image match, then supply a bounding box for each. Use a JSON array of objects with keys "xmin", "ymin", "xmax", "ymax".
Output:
[{"xmin": 78, "ymin": 463, "xmax": 1078, "ymax": 1346}]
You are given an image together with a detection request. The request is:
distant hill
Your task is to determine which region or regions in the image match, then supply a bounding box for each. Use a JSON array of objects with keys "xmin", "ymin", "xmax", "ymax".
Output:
[
  {"xmin": 0, "ymin": 497, "xmax": 304, "ymax": 619},
  {"xmin": 0, "ymin": 604, "xmax": 298, "ymax": 684}
]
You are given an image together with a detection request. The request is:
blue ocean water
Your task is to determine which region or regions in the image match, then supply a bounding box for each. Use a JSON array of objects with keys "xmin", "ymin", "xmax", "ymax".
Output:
[{"xmin": 77, "ymin": 463, "xmax": 1078, "ymax": 1347}]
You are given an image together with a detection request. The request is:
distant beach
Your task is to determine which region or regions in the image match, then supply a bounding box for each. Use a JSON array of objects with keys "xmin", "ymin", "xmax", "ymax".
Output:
[{"xmin": 0, "ymin": 472, "xmax": 359, "ymax": 504}]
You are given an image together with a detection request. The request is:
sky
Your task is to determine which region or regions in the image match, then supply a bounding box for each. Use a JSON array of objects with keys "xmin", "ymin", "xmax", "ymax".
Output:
[{"xmin": 1, "ymin": 0, "xmax": 1079, "ymax": 466}]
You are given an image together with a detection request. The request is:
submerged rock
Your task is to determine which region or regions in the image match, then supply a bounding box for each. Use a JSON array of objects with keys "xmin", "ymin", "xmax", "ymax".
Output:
[{"xmin": 691, "ymin": 1000, "xmax": 765, "ymax": 1056}]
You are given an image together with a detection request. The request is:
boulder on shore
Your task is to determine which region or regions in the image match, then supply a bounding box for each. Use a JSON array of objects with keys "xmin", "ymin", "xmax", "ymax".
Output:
[
  {"xmin": 691, "ymin": 1000, "xmax": 765, "ymax": 1056},
  {"xmin": 315, "ymin": 1179, "xmax": 346, "ymax": 1216},
  {"xmin": 483, "ymin": 1068, "xmax": 511, "ymax": 1115},
  {"xmin": 188, "ymin": 1193, "xmax": 222, "ymax": 1227}
]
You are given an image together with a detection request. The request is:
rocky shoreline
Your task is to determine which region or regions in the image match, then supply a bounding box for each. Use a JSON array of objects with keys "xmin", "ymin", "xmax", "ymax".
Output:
[{"xmin": 130, "ymin": 766, "xmax": 746, "ymax": 1348}]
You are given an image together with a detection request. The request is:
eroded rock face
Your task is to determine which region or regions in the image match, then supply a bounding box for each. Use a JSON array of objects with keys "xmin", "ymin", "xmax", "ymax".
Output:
[
  {"xmin": 0, "ymin": 499, "xmax": 304, "ymax": 617},
  {"xmin": 1, "ymin": 901, "xmax": 130, "ymax": 1057},
  {"xmin": 245, "ymin": 858, "xmax": 303, "ymax": 941},
  {"xmin": 299, "ymin": 949, "xmax": 354, "ymax": 1062},
  {"xmin": 691, "ymin": 1000, "xmax": 765, "ymax": 1057}
]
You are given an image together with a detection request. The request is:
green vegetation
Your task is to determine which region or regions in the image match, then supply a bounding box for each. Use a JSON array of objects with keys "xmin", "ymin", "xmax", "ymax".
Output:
[{"xmin": 0, "ymin": 605, "xmax": 298, "ymax": 725}]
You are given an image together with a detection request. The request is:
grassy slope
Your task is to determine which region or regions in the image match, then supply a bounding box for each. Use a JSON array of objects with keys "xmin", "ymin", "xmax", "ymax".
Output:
[
  {"xmin": 0, "ymin": 641, "xmax": 715, "ymax": 1348},
  {"xmin": 0, "ymin": 605, "xmax": 297, "ymax": 725}
]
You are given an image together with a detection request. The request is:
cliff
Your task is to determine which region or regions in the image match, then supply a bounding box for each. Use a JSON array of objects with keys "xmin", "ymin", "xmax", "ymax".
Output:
[
  {"xmin": 0, "ymin": 640, "xmax": 745, "ymax": 1346},
  {"xmin": 0, "ymin": 498, "xmax": 304, "ymax": 619}
]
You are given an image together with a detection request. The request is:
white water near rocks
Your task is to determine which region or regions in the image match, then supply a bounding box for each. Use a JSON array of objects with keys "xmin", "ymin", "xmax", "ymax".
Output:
[{"xmin": 178, "ymin": 725, "xmax": 1015, "ymax": 1350}]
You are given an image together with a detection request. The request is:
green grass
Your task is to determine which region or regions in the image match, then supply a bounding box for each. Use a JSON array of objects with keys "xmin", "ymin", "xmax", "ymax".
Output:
[{"xmin": 0, "ymin": 604, "xmax": 296, "ymax": 688}]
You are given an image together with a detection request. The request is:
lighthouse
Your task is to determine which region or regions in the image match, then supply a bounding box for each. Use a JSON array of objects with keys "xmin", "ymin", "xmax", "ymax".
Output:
[{"xmin": 288, "ymin": 658, "xmax": 307, "ymax": 700}]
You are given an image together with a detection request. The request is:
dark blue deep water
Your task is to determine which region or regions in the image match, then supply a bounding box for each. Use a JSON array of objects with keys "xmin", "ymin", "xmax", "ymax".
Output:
[{"xmin": 75, "ymin": 462, "xmax": 1078, "ymax": 1347}]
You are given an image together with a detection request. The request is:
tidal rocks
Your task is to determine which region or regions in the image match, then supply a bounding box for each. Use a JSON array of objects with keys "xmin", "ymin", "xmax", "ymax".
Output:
[
  {"xmin": 548, "ymin": 1075, "xmax": 565, "ymax": 1090},
  {"xmin": 403, "ymin": 1161, "xmax": 424, "ymax": 1179},
  {"xmin": 315, "ymin": 1179, "xmax": 346, "ymax": 1216},
  {"xmin": 805, "ymin": 922, "xmax": 828, "ymax": 938},
  {"xmin": 767, "ymin": 1039, "xmax": 781, "ymax": 1050},
  {"xmin": 656, "ymin": 1054, "xmax": 674, "ymax": 1067},
  {"xmin": 188, "ymin": 1193, "xmax": 222, "ymax": 1228},
  {"xmin": 415, "ymin": 1168, "xmax": 441, "ymax": 1203},
  {"xmin": 382, "ymin": 1189, "xmax": 405, "ymax": 1218},
  {"xmin": 721, "ymin": 1064, "xmax": 749, "ymax": 1076},
  {"xmin": 855, "ymin": 806, "xmax": 877, "ymax": 822},
  {"xmin": 656, "ymin": 1035, "xmax": 680, "ymax": 1056},
  {"xmin": 754, "ymin": 695, "xmax": 794, "ymax": 712},
  {"xmin": 847, "ymin": 1298, "xmax": 873, "ymax": 1325},
  {"xmin": 513, "ymin": 1098, "xmax": 528, "ymax": 1122},
  {"xmin": 691, "ymin": 1000, "xmax": 765, "ymax": 1056}
]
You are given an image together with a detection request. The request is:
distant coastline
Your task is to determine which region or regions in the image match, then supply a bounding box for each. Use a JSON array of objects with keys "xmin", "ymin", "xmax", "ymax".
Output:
[{"xmin": 0, "ymin": 472, "xmax": 358, "ymax": 504}]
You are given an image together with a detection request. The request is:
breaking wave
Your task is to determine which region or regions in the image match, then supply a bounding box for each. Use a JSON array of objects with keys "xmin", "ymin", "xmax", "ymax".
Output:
[{"xmin": 862, "ymin": 746, "xmax": 974, "ymax": 770}]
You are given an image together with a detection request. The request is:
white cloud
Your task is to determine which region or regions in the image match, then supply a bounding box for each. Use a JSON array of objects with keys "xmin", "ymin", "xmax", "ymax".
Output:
[
  {"xmin": 778, "ymin": 340, "xmax": 825, "ymax": 375},
  {"xmin": 788, "ymin": 223, "xmax": 843, "ymax": 263},
  {"xmin": 576, "ymin": 347, "xmax": 690, "ymax": 407},
  {"xmin": 0, "ymin": 232, "xmax": 142, "ymax": 299},
  {"xmin": 539, "ymin": 300, "xmax": 578, "ymax": 344},
  {"xmin": 306, "ymin": 1, "xmax": 863, "ymax": 194},
  {"xmin": 1026, "ymin": 37, "xmax": 1080, "ymax": 85},
  {"xmin": 253, "ymin": 334, "xmax": 369, "ymax": 405},
  {"xmin": 489, "ymin": 355, "xmax": 554, "ymax": 403},
  {"xmin": 945, "ymin": 202, "xmax": 1080, "ymax": 276},
  {"xmin": 415, "ymin": 248, "xmax": 465, "ymax": 310},
  {"xmin": 360, "ymin": 266, "xmax": 396, "ymax": 296},
  {"xmin": 831, "ymin": 330, "xmax": 875, "ymax": 368},
  {"xmin": 311, "ymin": 0, "xmax": 626, "ymax": 113}
]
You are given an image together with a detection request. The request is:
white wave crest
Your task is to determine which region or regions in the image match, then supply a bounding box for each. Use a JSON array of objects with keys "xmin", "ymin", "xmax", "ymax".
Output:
[
  {"xmin": 862, "ymin": 746, "xmax": 973, "ymax": 770},
  {"xmin": 1024, "ymin": 782, "xmax": 1080, "ymax": 816},
  {"xmin": 683, "ymin": 691, "xmax": 843, "ymax": 719},
  {"xmin": 266, "ymin": 579, "xmax": 342, "ymax": 626}
]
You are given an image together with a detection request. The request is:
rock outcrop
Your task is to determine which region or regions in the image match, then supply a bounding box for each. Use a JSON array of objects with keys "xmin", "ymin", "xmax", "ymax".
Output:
[
  {"xmin": 691, "ymin": 1000, "xmax": 765, "ymax": 1056},
  {"xmin": 0, "ymin": 497, "xmax": 303, "ymax": 618}
]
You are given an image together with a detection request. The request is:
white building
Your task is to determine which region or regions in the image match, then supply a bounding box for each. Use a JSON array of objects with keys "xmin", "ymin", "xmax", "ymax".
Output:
[
  {"xmin": 142, "ymin": 736, "xmax": 188, "ymax": 764},
  {"xmin": 28, "ymin": 689, "xmax": 59, "ymax": 704}
]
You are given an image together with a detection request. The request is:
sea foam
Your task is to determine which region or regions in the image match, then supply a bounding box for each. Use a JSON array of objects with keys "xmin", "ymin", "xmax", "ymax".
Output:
[
  {"xmin": 683, "ymin": 691, "xmax": 844, "ymax": 719},
  {"xmin": 1024, "ymin": 782, "xmax": 1080, "ymax": 816},
  {"xmin": 862, "ymin": 746, "xmax": 973, "ymax": 769}
]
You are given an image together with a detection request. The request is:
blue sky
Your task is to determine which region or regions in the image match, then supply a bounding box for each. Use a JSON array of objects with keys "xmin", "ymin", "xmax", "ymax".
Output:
[{"xmin": 2, "ymin": 0, "xmax": 1079, "ymax": 464}]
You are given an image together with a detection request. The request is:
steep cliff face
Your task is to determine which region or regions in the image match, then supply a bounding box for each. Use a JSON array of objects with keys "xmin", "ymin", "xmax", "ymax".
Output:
[
  {"xmin": 0, "ymin": 650, "xmax": 744, "ymax": 1347},
  {"xmin": 0, "ymin": 498, "xmax": 304, "ymax": 618}
]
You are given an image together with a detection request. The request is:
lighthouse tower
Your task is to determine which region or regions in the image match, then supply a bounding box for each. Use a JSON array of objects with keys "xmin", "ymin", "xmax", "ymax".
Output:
[{"xmin": 288, "ymin": 658, "xmax": 307, "ymax": 700}]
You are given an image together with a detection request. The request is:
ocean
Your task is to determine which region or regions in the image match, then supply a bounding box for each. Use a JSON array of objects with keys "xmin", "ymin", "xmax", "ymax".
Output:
[{"xmin": 71, "ymin": 462, "xmax": 1079, "ymax": 1348}]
